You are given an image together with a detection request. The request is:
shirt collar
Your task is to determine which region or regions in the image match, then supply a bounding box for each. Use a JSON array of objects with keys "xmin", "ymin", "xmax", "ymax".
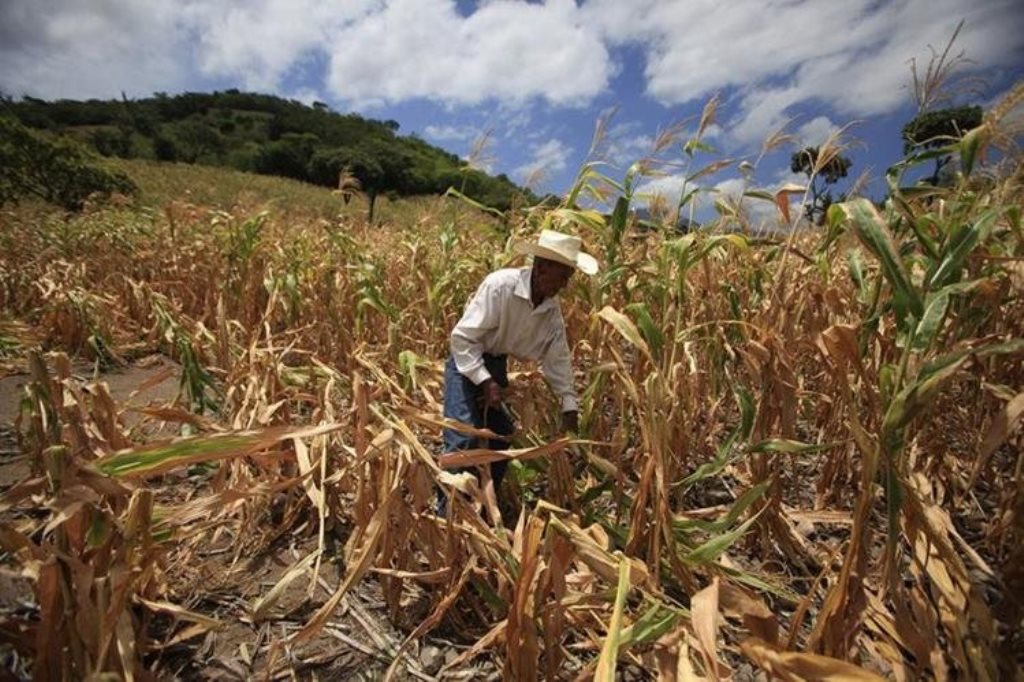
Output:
[{"xmin": 515, "ymin": 267, "xmax": 557, "ymax": 312}]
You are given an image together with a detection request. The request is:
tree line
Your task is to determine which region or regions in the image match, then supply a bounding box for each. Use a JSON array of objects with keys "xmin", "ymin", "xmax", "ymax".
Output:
[{"xmin": 2, "ymin": 90, "xmax": 534, "ymax": 218}]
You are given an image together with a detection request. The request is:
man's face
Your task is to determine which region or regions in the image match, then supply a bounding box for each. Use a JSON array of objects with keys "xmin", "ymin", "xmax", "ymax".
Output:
[{"xmin": 533, "ymin": 258, "xmax": 574, "ymax": 300}]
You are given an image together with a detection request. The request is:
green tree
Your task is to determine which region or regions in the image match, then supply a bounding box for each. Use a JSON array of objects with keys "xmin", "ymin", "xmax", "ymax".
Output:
[
  {"xmin": 91, "ymin": 127, "xmax": 134, "ymax": 158},
  {"xmin": 152, "ymin": 134, "xmax": 178, "ymax": 162},
  {"xmin": 790, "ymin": 146, "xmax": 852, "ymax": 225},
  {"xmin": 901, "ymin": 105, "xmax": 983, "ymax": 184},
  {"xmin": 166, "ymin": 119, "xmax": 225, "ymax": 163},
  {"xmin": 0, "ymin": 117, "xmax": 136, "ymax": 211},
  {"xmin": 308, "ymin": 139, "xmax": 412, "ymax": 222},
  {"xmin": 253, "ymin": 132, "xmax": 319, "ymax": 180}
]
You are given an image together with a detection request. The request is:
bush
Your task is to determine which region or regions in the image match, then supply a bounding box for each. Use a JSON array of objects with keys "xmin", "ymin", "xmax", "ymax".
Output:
[
  {"xmin": 90, "ymin": 127, "xmax": 134, "ymax": 157},
  {"xmin": 0, "ymin": 117, "xmax": 137, "ymax": 211}
]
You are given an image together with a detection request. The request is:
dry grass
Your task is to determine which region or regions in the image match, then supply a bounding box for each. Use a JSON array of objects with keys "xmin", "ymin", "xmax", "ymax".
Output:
[{"xmin": 1, "ymin": 90, "xmax": 1023, "ymax": 680}]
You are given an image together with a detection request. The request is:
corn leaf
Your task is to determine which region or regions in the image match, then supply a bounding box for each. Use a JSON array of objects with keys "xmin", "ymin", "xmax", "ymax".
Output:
[
  {"xmin": 959, "ymin": 125, "xmax": 986, "ymax": 176},
  {"xmin": 594, "ymin": 555, "xmax": 631, "ymax": 682},
  {"xmin": 747, "ymin": 439, "xmax": 838, "ymax": 454},
  {"xmin": 842, "ymin": 197, "xmax": 923, "ymax": 319},
  {"xmin": 927, "ymin": 207, "xmax": 1001, "ymax": 289},
  {"xmin": 94, "ymin": 423, "xmax": 343, "ymax": 478},
  {"xmin": 741, "ymin": 637, "xmax": 885, "ymax": 681},
  {"xmin": 884, "ymin": 340, "xmax": 1024, "ymax": 435},
  {"xmin": 597, "ymin": 305, "xmax": 652, "ymax": 361},
  {"xmin": 685, "ymin": 511, "xmax": 761, "ymax": 564}
]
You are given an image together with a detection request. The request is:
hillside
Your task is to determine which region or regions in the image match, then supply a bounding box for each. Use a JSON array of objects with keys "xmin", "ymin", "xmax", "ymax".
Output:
[{"xmin": 1, "ymin": 90, "xmax": 533, "ymax": 215}]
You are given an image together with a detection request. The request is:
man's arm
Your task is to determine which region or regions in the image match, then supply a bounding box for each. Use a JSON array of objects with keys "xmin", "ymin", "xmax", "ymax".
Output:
[
  {"xmin": 540, "ymin": 320, "xmax": 580, "ymax": 418},
  {"xmin": 451, "ymin": 277, "xmax": 500, "ymax": 386}
]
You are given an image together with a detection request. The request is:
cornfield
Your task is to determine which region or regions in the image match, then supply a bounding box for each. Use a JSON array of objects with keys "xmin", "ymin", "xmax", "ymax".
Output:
[{"xmin": 1, "ymin": 86, "xmax": 1023, "ymax": 681}]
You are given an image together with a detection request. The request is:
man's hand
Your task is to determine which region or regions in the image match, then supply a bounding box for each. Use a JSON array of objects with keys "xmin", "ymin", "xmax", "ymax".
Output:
[
  {"xmin": 561, "ymin": 410, "xmax": 579, "ymax": 434},
  {"xmin": 479, "ymin": 379, "xmax": 503, "ymax": 409}
]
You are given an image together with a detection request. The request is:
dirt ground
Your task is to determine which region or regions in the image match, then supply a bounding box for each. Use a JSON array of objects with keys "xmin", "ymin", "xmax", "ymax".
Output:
[
  {"xmin": 0, "ymin": 354, "xmax": 182, "ymax": 490},
  {"xmin": 0, "ymin": 354, "xmax": 183, "ymax": 428},
  {"xmin": 0, "ymin": 357, "xmax": 510, "ymax": 680}
]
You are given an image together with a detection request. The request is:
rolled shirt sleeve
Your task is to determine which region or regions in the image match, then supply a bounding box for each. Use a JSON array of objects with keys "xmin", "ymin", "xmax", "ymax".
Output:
[
  {"xmin": 541, "ymin": 321, "xmax": 580, "ymax": 413},
  {"xmin": 450, "ymin": 278, "xmax": 498, "ymax": 385}
]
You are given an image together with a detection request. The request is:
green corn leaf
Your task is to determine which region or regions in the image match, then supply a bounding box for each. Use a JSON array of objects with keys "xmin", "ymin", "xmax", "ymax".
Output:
[
  {"xmin": 619, "ymin": 602, "xmax": 682, "ymax": 648},
  {"xmin": 675, "ymin": 481, "xmax": 770, "ymax": 534},
  {"xmin": 884, "ymin": 340, "xmax": 1024, "ymax": 436},
  {"xmin": 841, "ymin": 197, "xmax": 924, "ymax": 319},
  {"xmin": 846, "ymin": 248, "xmax": 868, "ymax": 298},
  {"xmin": 909, "ymin": 215, "xmax": 941, "ymax": 261},
  {"xmin": 1006, "ymin": 204, "xmax": 1022, "ymax": 241},
  {"xmin": 677, "ymin": 186, "xmax": 702, "ymax": 211},
  {"xmin": 579, "ymin": 478, "xmax": 614, "ymax": 505},
  {"xmin": 683, "ymin": 138, "xmax": 716, "ymax": 157},
  {"xmin": 625, "ymin": 302, "xmax": 664, "ymax": 355},
  {"xmin": 684, "ymin": 511, "xmax": 761, "ymax": 564},
  {"xmin": 911, "ymin": 290, "xmax": 951, "ymax": 351},
  {"xmin": 94, "ymin": 423, "xmax": 343, "ymax": 478},
  {"xmin": 599, "ymin": 264, "xmax": 629, "ymax": 291},
  {"xmin": 927, "ymin": 207, "xmax": 1002, "ymax": 289},
  {"xmin": 609, "ymin": 195, "xmax": 629, "ymax": 231},
  {"xmin": 736, "ymin": 385, "xmax": 756, "ymax": 440},
  {"xmin": 886, "ymin": 146, "xmax": 956, "ymax": 192},
  {"xmin": 816, "ymin": 205, "xmax": 847, "ymax": 254},
  {"xmin": 699, "ymin": 234, "xmax": 749, "ymax": 259},
  {"xmin": 679, "ymin": 386, "xmax": 754, "ymax": 487},
  {"xmin": 564, "ymin": 161, "xmax": 604, "ymax": 208},
  {"xmin": 398, "ymin": 349, "xmax": 422, "ymax": 391},
  {"xmin": 623, "ymin": 162, "xmax": 643, "ymax": 195},
  {"xmin": 959, "ymin": 125, "xmax": 986, "ymax": 176},
  {"xmin": 714, "ymin": 198, "xmax": 736, "ymax": 217},
  {"xmin": 594, "ymin": 555, "xmax": 631, "ymax": 681},
  {"xmin": 551, "ymin": 207, "xmax": 607, "ymax": 233},
  {"xmin": 443, "ymin": 187, "xmax": 506, "ymax": 219},
  {"xmin": 909, "ymin": 279, "xmax": 982, "ymax": 354},
  {"xmin": 747, "ymin": 439, "xmax": 838, "ymax": 454}
]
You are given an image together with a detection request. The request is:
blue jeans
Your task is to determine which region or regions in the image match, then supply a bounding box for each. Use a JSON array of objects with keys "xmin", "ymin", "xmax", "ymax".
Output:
[{"xmin": 439, "ymin": 354, "xmax": 514, "ymax": 512}]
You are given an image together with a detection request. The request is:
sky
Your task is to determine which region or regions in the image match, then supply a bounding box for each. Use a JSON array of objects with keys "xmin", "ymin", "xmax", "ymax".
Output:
[{"xmin": 2, "ymin": 0, "xmax": 1022, "ymax": 221}]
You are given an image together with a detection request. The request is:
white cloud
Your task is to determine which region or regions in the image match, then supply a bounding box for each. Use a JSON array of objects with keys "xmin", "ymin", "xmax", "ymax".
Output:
[
  {"xmin": 796, "ymin": 116, "xmax": 840, "ymax": 147},
  {"xmin": 1, "ymin": 0, "xmax": 613, "ymax": 108},
  {"xmin": 514, "ymin": 138, "xmax": 573, "ymax": 185},
  {"xmin": 583, "ymin": 0, "xmax": 1024, "ymax": 146},
  {"xmin": 185, "ymin": 0, "xmax": 378, "ymax": 92},
  {"xmin": 600, "ymin": 121, "xmax": 654, "ymax": 169},
  {"xmin": 424, "ymin": 124, "xmax": 481, "ymax": 142},
  {"xmin": 738, "ymin": 2, "xmax": 1021, "ymax": 144},
  {"xmin": 635, "ymin": 174, "xmax": 685, "ymax": 205},
  {"xmin": 323, "ymin": 0, "xmax": 612, "ymax": 107},
  {"xmin": 714, "ymin": 177, "xmax": 746, "ymax": 201},
  {"xmin": 0, "ymin": 0, "xmax": 188, "ymax": 99},
  {"xmin": 2, "ymin": 0, "xmax": 1020, "ymax": 173}
]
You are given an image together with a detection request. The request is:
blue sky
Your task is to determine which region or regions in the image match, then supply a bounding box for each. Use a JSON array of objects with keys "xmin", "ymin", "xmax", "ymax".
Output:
[{"xmin": 3, "ymin": 0, "xmax": 1022, "ymax": 222}]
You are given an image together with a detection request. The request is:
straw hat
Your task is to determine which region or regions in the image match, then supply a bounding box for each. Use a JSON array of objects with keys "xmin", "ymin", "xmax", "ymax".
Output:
[{"xmin": 514, "ymin": 229, "xmax": 599, "ymax": 275}]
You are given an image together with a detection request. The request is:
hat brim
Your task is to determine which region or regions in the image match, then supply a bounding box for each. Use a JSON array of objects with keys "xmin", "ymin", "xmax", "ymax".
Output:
[{"xmin": 514, "ymin": 242, "xmax": 599, "ymax": 275}]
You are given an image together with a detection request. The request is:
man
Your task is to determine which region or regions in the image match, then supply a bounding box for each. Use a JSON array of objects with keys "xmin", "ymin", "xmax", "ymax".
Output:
[{"xmin": 441, "ymin": 229, "xmax": 598, "ymax": 510}]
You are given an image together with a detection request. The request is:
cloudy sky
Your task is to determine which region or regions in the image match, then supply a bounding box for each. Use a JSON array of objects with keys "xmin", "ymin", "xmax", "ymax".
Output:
[{"xmin": 3, "ymin": 0, "xmax": 1022, "ymax": 209}]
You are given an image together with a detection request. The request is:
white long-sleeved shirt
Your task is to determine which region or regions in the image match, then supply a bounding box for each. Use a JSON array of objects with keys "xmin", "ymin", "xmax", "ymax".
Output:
[{"xmin": 450, "ymin": 268, "xmax": 579, "ymax": 412}]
